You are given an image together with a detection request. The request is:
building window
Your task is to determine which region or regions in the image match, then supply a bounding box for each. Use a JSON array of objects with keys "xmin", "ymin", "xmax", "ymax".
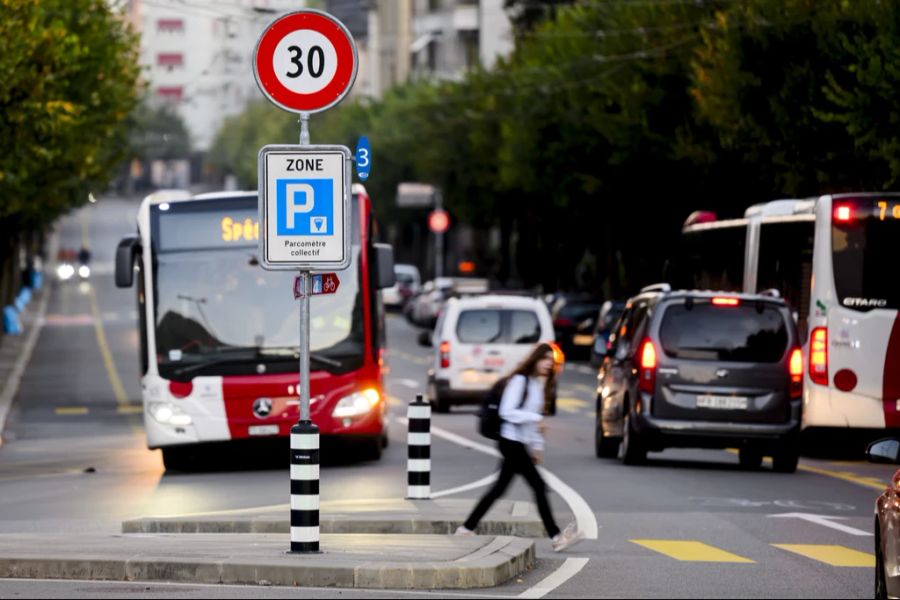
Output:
[
  {"xmin": 156, "ymin": 87, "xmax": 183, "ymax": 102},
  {"xmin": 428, "ymin": 0, "xmax": 442, "ymax": 12},
  {"xmin": 461, "ymin": 31, "xmax": 479, "ymax": 70},
  {"xmin": 157, "ymin": 53, "xmax": 184, "ymax": 70},
  {"xmin": 157, "ymin": 18, "xmax": 184, "ymax": 33}
]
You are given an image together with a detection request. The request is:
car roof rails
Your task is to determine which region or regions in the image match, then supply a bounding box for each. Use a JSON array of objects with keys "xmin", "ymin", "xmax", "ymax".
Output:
[
  {"xmin": 758, "ymin": 289, "xmax": 782, "ymax": 299},
  {"xmin": 640, "ymin": 283, "xmax": 672, "ymax": 295}
]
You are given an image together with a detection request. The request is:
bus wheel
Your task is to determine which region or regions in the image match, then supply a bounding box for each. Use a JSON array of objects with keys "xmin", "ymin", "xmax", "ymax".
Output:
[
  {"xmin": 161, "ymin": 447, "xmax": 192, "ymax": 472},
  {"xmin": 363, "ymin": 438, "xmax": 383, "ymax": 461}
]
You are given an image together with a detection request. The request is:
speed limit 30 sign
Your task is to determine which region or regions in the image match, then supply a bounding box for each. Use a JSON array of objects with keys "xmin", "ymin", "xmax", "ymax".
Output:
[{"xmin": 253, "ymin": 10, "xmax": 358, "ymax": 114}]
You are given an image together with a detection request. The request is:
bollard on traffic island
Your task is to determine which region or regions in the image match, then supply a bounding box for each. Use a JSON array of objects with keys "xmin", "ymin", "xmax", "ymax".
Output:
[
  {"xmin": 290, "ymin": 420, "xmax": 320, "ymax": 553},
  {"xmin": 407, "ymin": 394, "xmax": 431, "ymax": 500}
]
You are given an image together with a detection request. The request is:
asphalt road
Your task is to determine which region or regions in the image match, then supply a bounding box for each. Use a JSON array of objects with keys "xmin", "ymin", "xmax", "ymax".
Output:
[{"xmin": 0, "ymin": 198, "xmax": 894, "ymax": 598}]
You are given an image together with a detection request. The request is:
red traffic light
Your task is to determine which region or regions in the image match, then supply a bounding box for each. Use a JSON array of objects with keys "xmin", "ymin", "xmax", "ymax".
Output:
[{"xmin": 429, "ymin": 209, "xmax": 450, "ymax": 234}]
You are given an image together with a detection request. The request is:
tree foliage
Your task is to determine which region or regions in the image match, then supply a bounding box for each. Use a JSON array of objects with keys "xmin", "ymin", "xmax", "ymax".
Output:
[
  {"xmin": 0, "ymin": 0, "xmax": 141, "ymax": 231},
  {"xmin": 211, "ymin": 0, "xmax": 900, "ymax": 295}
]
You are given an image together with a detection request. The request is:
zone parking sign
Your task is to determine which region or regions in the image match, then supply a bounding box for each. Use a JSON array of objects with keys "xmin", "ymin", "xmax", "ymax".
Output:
[{"xmin": 258, "ymin": 145, "xmax": 352, "ymax": 271}]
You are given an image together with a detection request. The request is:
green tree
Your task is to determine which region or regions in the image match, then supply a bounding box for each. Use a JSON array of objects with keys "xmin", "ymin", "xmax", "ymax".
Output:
[{"xmin": 0, "ymin": 0, "xmax": 140, "ymax": 307}]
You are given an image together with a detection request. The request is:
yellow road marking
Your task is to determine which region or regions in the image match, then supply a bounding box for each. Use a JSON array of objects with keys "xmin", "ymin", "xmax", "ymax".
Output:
[
  {"xmin": 81, "ymin": 211, "xmax": 142, "ymax": 435},
  {"xmin": 773, "ymin": 544, "xmax": 875, "ymax": 567},
  {"xmin": 387, "ymin": 395, "xmax": 405, "ymax": 408},
  {"xmin": 55, "ymin": 407, "xmax": 89, "ymax": 416},
  {"xmin": 797, "ymin": 463, "xmax": 888, "ymax": 492},
  {"xmin": 557, "ymin": 397, "xmax": 589, "ymax": 414},
  {"xmin": 631, "ymin": 540, "xmax": 755, "ymax": 563},
  {"xmin": 117, "ymin": 405, "xmax": 144, "ymax": 415}
]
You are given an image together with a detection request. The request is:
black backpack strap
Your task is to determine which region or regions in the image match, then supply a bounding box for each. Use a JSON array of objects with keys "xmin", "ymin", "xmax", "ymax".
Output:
[{"xmin": 518, "ymin": 376, "xmax": 529, "ymax": 409}]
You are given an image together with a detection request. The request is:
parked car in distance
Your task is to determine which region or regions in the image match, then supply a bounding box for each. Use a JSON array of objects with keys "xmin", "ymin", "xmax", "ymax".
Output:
[
  {"xmin": 420, "ymin": 294, "xmax": 560, "ymax": 413},
  {"xmin": 868, "ymin": 438, "xmax": 900, "ymax": 599},
  {"xmin": 596, "ymin": 284, "xmax": 803, "ymax": 472},
  {"xmin": 407, "ymin": 277, "xmax": 490, "ymax": 329},
  {"xmin": 382, "ymin": 264, "xmax": 421, "ymax": 310},
  {"xmin": 590, "ymin": 300, "xmax": 626, "ymax": 365},
  {"xmin": 551, "ymin": 295, "xmax": 603, "ymax": 357}
]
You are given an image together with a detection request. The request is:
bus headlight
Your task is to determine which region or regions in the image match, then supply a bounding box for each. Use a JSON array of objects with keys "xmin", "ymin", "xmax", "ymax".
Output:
[
  {"xmin": 332, "ymin": 388, "xmax": 380, "ymax": 419},
  {"xmin": 148, "ymin": 402, "xmax": 192, "ymax": 427}
]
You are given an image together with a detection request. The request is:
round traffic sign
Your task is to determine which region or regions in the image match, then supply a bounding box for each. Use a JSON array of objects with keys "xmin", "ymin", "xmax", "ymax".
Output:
[
  {"xmin": 429, "ymin": 209, "xmax": 450, "ymax": 234},
  {"xmin": 253, "ymin": 10, "xmax": 358, "ymax": 114}
]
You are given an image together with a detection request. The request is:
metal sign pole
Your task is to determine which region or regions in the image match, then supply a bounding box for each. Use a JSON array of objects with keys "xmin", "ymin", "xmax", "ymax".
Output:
[{"xmin": 435, "ymin": 189, "xmax": 444, "ymax": 279}]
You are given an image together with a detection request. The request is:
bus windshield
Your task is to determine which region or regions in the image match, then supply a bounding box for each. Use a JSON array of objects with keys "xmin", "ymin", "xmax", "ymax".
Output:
[
  {"xmin": 832, "ymin": 197, "xmax": 900, "ymax": 311},
  {"xmin": 151, "ymin": 197, "xmax": 365, "ymax": 378}
]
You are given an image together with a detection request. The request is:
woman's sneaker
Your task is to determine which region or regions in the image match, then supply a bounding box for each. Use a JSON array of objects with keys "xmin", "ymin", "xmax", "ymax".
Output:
[
  {"xmin": 454, "ymin": 526, "xmax": 475, "ymax": 536},
  {"xmin": 551, "ymin": 523, "xmax": 585, "ymax": 552}
]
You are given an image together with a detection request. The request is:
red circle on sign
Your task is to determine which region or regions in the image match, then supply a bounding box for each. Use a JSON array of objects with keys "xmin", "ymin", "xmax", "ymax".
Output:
[
  {"xmin": 254, "ymin": 11, "xmax": 357, "ymax": 114},
  {"xmin": 834, "ymin": 369, "xmax": 858, "ymax": 393},
  {"xmin": 429, "ymin": 210, "xmax": 450, "ymax": 234}
]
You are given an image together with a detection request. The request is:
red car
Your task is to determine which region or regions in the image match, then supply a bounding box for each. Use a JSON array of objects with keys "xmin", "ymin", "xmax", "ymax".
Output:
[{"xmin": 868, "ymin": 438, "xmax": 900, "ymax": 599}]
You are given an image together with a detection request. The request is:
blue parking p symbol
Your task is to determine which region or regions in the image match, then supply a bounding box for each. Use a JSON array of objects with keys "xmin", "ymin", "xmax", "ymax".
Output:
[{"xmin": 276, "ymin": 178, "xmax": 334, "ymax": 236}]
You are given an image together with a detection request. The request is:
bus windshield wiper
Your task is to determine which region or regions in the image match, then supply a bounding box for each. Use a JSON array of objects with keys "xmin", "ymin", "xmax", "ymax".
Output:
[{"xmin": 171, "ymin": 346, "xmax": 343, "ymax": 376}]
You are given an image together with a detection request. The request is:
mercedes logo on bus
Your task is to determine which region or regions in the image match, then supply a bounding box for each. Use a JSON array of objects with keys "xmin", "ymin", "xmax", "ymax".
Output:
[{"xmin": 253, "ymin": 398, "xmax": 274, "ymax": 419}]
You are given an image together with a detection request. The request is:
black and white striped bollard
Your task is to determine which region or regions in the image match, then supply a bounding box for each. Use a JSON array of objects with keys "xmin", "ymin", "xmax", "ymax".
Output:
[
  {"xmin": 407, "ymin": 394, "xmax": 431, "ymax": 499},
  {"xmin": 290, "ymin": 420, "xmax": 320, "ymax": 553}
]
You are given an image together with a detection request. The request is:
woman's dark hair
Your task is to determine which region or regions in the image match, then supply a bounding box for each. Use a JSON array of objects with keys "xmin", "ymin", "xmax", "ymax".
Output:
[{"xmin": 503, "ymin": 343, "xmax": 558, "ymax": 409}]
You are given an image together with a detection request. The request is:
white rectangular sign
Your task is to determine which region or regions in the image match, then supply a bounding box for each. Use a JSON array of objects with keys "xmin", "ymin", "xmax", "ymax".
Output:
[{"xmin": 258, "ymin": 145, "xmax": 352, "ymax": 271}]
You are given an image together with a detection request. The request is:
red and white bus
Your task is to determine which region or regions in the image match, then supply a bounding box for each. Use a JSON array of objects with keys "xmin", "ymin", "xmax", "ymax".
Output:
[
  {"xmin": 115, "ymin": 186, "xmax": 395, "ymax": 469},
  {"xmin": 680, "ymin": 193, "xmax": 900, "ymax": 438}
]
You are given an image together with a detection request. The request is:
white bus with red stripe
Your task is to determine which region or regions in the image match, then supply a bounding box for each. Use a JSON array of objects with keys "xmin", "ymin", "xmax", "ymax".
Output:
[
  {"xmin": 680, "ymin": 193, "xmax": 900, "ymax": 437},
  {"xmin": 115, "ymin": 187, "xmax": 395, "ymax": 469}
]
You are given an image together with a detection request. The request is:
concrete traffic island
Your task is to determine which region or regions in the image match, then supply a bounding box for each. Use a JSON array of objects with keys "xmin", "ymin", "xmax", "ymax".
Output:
[
  {"xmin": 0, "ymin": 533, "xmax": 535, "ymax": 589},
  {"xmin": 122, "ymin": 498, "xmax": 547, "ymax": 538}
]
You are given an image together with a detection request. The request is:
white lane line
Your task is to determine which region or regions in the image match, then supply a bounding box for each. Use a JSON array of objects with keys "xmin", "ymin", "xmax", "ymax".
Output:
[
  {"xmin": 768, "ymin": 512, "xmax": 873, "ymax": 537},
  {"xmin": 397, "ymin": 378, "xmax": 420, "ymax": 389},
  {"xmin": 518, "ymin": 557, "xmax": 589, "ymax": 599},
  {"xmin": 571, "ymin": 365, "xmax": 596, "ymax": 376},
  {"xmin": 431, "ymin": 472, "xmax": 500, "ymax": 499},
  {"xmin": 398, "ymin": 417, "xmax": 598, "ymax": 599}
]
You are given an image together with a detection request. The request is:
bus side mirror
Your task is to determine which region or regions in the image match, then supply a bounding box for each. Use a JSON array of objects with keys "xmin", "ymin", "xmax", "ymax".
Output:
[
  {"xmin": 115, "ymin": 235, "xmax": 141, "ymax": 288},
  {"xmin": 373, "ymin": 243, "xmax": 396, "ymax": 290}
]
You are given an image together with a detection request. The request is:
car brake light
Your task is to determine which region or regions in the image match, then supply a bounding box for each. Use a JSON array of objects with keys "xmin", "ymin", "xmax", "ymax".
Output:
[
  {"xmin": 554, "ymin": 318, "xmax": 573, "ymax": 328},
  {"xmin": 550, "ymin": 342, "xmax": 565, "ymax": 367},
  {"xmin": 440, "ymin": 341, "xmax": 450, "ymax": 369},
  {"xmin": 639, "ymin": 338, "xmax": 657, "ymax": 394},
  {"xmin": 809, "ymin": 327, "xmax": 828, "ymax": 386},
  {"xmin": 712, "ymin": 297, "xmax": 741, "ymax": 307},
  {"xmin": 789, "ymin": 348, "xmax": 803, "ymax": 399},
  {"xmin": 835, "ymin": 204, "xmax": 853, "ymax": 223}
]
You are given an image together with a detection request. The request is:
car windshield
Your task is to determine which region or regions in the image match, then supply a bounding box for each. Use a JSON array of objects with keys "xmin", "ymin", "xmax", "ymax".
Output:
[
  {"xmin": 659, "ymin": 302, "xmax": 789, "ymax": 363},
  {"xmin": 456, "ymin": 309, "xmax": 542, "ymax": 344}
]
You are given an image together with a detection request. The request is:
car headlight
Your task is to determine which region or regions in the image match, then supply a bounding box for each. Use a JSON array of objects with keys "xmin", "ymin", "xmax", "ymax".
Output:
[
  {"xmin": 57, "ymin": 264, "xmax": 75, "ymax": 281},
  {"xmin": 78, "ymin": 265, "xmax": 90, "ymax": 278},
  {"xmin": 148, "ymin": 401, "xmax": 192, "ymax": 426},
  {"xmin": 332, "ymin": 388, "xmax": 380, "ymax": 418}
]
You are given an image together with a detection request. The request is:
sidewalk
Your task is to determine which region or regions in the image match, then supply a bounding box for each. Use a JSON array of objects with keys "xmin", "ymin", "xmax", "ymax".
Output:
[
  {"xmin": 123, "ymin": 498, "xmax": 547, "ymax": 538},
  {"xmin": 0, "ymin": 277, "xmax": 51, "ymax": 443},
  {"xmin": 0, "ymin": 533, "xmax": 535, "ymax": 590}
]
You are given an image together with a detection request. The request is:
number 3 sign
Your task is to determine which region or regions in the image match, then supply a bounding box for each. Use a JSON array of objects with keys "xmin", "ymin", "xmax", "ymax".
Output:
[{"xmin": 253, "ymin": 10, "xmax": 358, "ymax": 114}]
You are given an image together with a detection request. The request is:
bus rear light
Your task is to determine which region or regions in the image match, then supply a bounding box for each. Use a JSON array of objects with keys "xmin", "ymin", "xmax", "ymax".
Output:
[
  {"xmin": 835, "ymin": 205, "xmax": 853, "ymax": 223},
  {"xmin": 439, "ymin": 341, "xmax": 451, "ymax": 368},
  {"xmin": 639, "ymin": 338, "xmax": 657, "ymax": 394},
  {"xmin": 810, "ymin": 327, "xmax": 829, "ymax": 386},
  {"xmin": 789, "ymin": 348, "xmax": 803, "ymax": 399},
  {"xmin": 712, "ymin": 297, "xmax": 741, "ymax": 307}
]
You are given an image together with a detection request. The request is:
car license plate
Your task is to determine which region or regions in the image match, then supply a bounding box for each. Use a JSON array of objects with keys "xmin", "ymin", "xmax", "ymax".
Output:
[
  {"xmin": 573, "ymin": 334, "xmax": 594, "ymax": 346},
  {"xmin": 696, "ymin": 395, "xmax": 749, "ymax": 410},
  {"xmin": 248, "ymin": 425, "xmax": 280, "ymax": 436}
]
